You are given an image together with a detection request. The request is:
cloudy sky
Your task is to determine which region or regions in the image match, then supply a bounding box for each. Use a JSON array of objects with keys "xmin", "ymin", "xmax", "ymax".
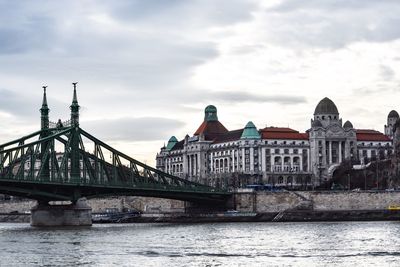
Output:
[{"xmin": 1, "ymin": 0, "xmax": 400, "ymax": 165}]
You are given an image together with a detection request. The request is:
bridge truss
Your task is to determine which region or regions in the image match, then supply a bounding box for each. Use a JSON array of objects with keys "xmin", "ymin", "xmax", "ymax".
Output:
[{"xmin": 0, "ymin": 124, "xmax": 229, "ymax": 203}]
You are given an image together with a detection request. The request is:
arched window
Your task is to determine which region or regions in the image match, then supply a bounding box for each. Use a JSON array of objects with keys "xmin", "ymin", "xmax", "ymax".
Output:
[{"xmin": 278, "ymin": 176, "xmax": 284, "ymax": 184}]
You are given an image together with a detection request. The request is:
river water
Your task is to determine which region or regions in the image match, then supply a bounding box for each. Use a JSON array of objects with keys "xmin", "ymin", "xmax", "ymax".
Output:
[{"xmin": 0, "ymin": 221, "xmax": 399, "ymax": 266}]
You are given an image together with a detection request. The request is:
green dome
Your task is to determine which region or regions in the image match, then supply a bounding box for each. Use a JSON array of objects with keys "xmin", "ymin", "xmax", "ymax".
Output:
[
  {"xmin": 241, "ymin": 121, "xmax": 260, "ymax": 139},
  {"xmin": 166, "ymin": 136, "xmax": 178, "ymax": 150},
  {"xmin": 204, "ymin": 105, "xmax": 218, "ymax": 121}
]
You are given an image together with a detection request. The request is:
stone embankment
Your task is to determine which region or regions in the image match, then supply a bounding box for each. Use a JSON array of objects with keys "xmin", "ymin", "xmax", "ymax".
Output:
[
  {"xmin": 1, "ymin": 191, "xmax": 400, "ymax": 223},
  {"xmin": 234, "ymin": 190, "xmax": 400, "ymax": 212}
]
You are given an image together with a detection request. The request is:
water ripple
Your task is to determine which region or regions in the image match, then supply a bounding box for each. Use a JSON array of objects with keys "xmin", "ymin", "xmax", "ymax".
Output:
[{"xmin": 0, "ymin": 222, "xmax": 400, "ymax": 266}]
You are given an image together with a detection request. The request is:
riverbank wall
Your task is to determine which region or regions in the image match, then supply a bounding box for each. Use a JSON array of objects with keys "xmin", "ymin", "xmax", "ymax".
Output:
[
  {"xmin": 0, "ymin": 191, "xmax": 400, "ymax": 223},
  {"xmin": 234, "ymin": 190, "xmax": 400, "ymax": 212}
]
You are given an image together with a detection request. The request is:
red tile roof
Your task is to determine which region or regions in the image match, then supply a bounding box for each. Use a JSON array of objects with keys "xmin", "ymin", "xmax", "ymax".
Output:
[
  {"xmin": 261, "ymin": 127, "xmax": 309, "ymax": 140},
  {"xmin": 194, "ymin": 120, "xmax": 229, "ymax": 141},
  {"xmin": 356, "ymin": 129, "xmax": 391, "ymax": 142},
  {"xmin": 262, "ymin": 127, "xmax": 298, "ymax": 133}
]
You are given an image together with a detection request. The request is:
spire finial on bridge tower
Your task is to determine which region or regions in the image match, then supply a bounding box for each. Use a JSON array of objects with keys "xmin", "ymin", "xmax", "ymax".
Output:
[
  {"xmin": 70, "ymin": 82, "xmax": 80, "ymax": 126},
  {"xmin": 40, "ymin": 85, "xmax": 49, "ymax": 130},
  {"xmin": 72, "ymin": 82, "xmax": 78, "ymax": 104},
  {"xmin": 41, "ymin": 85, "xmax": 48, "ymax": 108}
]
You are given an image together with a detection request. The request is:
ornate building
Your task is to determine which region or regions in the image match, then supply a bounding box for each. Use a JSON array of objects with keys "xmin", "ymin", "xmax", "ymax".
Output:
[{"xmin": 156, "ymin": 98, "xmax": 394, "ymax": 188}]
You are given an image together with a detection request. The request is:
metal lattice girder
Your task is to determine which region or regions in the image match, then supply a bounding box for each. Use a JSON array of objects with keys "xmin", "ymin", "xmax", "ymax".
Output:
[{"xmin": 0, "ymin": 126, "xmax": 231, "ymax": 203}]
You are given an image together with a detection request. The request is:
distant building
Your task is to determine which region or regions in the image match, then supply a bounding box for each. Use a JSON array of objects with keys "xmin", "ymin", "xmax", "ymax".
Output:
[{"xmin": 156, "ymin": 98, "xmax": 394, "ymax": 188}]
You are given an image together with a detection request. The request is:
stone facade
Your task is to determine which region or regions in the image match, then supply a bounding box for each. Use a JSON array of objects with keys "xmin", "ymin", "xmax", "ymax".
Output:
[{"xmin": 157, "ymin": 98, "xmax": 395, "ymax": 188}]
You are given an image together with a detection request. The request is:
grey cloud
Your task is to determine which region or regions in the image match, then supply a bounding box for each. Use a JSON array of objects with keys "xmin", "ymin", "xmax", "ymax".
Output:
[
  {"xmin": 209, "ymin": 91, "xmax": 306, "ymax": 105},
  {"xmin": 103, "ymin": 0, "xmax": 257, "ymax": 28},
  {"xmin": 379, "ymin": 65, "xmax": 395, "ymax": 81},
  {"xmin": 0, "ymin": 1, "xmax": 59, "ymax": 54},
  {"xmin": 264, "ymin": 0, "xmax": 400, "ymax": 49},
  {"xmin": 83, "ymin": 117, "xmax": 185, "ymax": 142},
  {"xmin": 270, "ymin": 0, "xmax": 398, "ymax": 12},
  {"xmin": 0, "ymin": 1, "xmax": 220, "ymax": 90},
  {"xmin": 0, "ymin": 88, "xmax": 71, "ymax": 120}
]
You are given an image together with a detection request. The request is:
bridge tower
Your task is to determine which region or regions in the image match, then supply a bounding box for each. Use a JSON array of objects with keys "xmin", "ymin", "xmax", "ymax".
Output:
[
  {"xmin": 40, "ymin": 86, "xmax": 50, "ymax": 180},
  {"xmin": 70, "ymin": 82, "xmax": 80, "ymax": 182},
  {"xmin": 31, "ymin": 83, "xmax": 91, "ymax": 226}
]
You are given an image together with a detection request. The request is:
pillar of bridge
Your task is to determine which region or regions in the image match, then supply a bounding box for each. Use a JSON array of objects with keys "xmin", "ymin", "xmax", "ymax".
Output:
[{"xmin": 30, "ymin": 198, "xmax": 92, "ymax": 227}]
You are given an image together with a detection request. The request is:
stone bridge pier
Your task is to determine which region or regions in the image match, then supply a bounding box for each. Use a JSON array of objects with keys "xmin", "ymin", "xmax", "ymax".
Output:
[{"xmin": 30, "ymin": 198, "xmax": 92, "ymax": 227}]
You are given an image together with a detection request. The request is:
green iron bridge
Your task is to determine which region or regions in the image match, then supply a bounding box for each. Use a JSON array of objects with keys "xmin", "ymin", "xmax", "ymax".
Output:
[{"xmin": 0, "ymin": 84, "xmax": 231, "ymax": 204}]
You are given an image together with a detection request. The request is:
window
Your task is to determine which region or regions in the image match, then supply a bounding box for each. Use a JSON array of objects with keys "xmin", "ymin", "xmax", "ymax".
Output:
[
  {"xmin": 293, "ymin": 149, "xmax": 298, "ymax": 154},
  {"xmin": 275, "ymin": 149, "xmax": 280, "ymax": 154},
  {"xmin": 284, "ymin": 149, "xmax": 289, "ymax": 154}
]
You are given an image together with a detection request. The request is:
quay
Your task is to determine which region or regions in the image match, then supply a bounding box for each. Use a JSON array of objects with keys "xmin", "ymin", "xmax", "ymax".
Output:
[{"xmin": 1, "ymin": 190, "xmax": 400, "ymax": 223}]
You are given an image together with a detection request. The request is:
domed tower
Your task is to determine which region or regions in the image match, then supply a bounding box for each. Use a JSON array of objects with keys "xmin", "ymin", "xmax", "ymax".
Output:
[
  {"xmin": 166, "ymin": 136, "xmax": 178, "ymax": 151},
  {"xmin": 241, "ymin": 121, "xmax": 261, "ymax": 139},
  {"xmin": 312, "ymin": 97, "xmax": 340, "ymax": 128},
  {"xmin": 204, "ymin": 105, "xmax": 218, "ymax": 121},
  {"xmin": 194, "ymin": 105, "xmax": 228, "ymax": 140},
  {"xmin": 309, "ymin": 97, "xmax": 356, "ymax": 186},
  {"xmin": 343, "ymin": 120, "xmax": 353, "ymax": 130},
  {"xmin": 385, "ymin": 110, "xmax": 399, "ymax": 139}
]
